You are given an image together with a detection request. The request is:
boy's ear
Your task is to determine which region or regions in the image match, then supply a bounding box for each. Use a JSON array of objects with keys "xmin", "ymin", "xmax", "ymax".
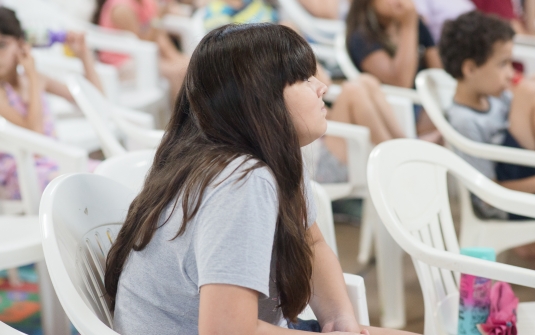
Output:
[{"xmin": 461, "ymin": 59, "xmax": 477, "ymax": 79}]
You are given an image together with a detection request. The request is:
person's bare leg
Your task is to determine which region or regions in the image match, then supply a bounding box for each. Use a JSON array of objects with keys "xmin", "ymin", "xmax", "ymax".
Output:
[
  {"xmin": 359, "ymin": 74, "xmax": 406, "ymax": 138},
  {"xmin": 509, "ymin": 79, "xmax": 535, "ymax": 150},
  {"xmin": 324, "ymin": 80, "xmax": 396, "ymax": 164}
]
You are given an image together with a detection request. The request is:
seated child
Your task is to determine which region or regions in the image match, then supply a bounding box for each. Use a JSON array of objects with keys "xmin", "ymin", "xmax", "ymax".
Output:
[
  {"xmin": 0, "ymin": 7, "xmax": 103, "ymax": 200},
  {"xmin": 441, "ymin": 11, "xmax": 535, "ymax": 255}
]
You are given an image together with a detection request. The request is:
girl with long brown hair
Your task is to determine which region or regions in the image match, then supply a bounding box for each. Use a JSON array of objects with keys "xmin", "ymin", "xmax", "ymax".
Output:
[{"xmin": 105, "ymin": 23, "xmax": 417, "ymax": 335}]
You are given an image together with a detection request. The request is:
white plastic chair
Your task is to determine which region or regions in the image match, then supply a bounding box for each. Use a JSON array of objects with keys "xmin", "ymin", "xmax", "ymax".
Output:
[
  {"xmin": 40, "ymin": 171, "xmax": 370, "ymax": 334},
  {"xmin": 94, "ymin": 150, "xmax": 155, "ymax": 195},
  {"xmin": 0, "ymin": 322, "xmax": 27, "ymax": 335},
  {"xmin": 95, "ymin": 150, "xmax": 370, "ymax": 325},
  {"xmin": 67, "ymin": 75, "xmax": 164, "ymax": 158},
  {"xmin": 367, "ymin": 139, "xmax": 535, "ymax": 335},
  {"xmin": 31, "ymin": 47, "xmax": 120, "ymax": 153},
  {"xmin": 277, "ymin": 0, "xmax": 343, "ymax": 66},
  {"xmin": 0, "ymin": 117, "xmax": 88, "ymax": 335},
  {"xmin": 160, "ymin": 7, "xmax": 207, "ymax": 56},
  {"xmin": 302, "ymin": 121, "xmax": 405, "ymax": 328},
  {"xmin": 278, "ymin": 0, "xmax": 343, "ymax": 46},
  {"xmin": 4, "ymin": 0, "xmax": 168, "ymax": 123},
  {"xmin": 416, "ymin": 68, "xmax": 535, "ymax": 254}
]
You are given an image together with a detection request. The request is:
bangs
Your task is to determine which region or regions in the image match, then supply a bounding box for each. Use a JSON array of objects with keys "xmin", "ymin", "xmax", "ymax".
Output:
[{"xmin": 278, "ymin": 29, "xmax": 318, "ymax": 85}]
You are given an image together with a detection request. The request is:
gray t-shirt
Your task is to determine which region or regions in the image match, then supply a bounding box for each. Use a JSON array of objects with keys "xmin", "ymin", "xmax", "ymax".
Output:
[
  {"xmin": 447, "ymin": 91, "xmax": 512, "ymax": 180},
  {"xmin": 113, "ymin": 157, "xmax": 316, "ymax": 335},
  {"xmin": 447, "ymin": 92, "xmax": 512, "ymax": 219}
]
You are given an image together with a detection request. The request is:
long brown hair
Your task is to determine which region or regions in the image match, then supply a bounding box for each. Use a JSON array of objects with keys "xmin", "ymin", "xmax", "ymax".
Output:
[
  {"xmin": 346, "ymin": 0, "xmax": 396, "ymax": 56},
  {"xmin": 104, "ymin": 23, "xmax": 317, "ymax": 322}
]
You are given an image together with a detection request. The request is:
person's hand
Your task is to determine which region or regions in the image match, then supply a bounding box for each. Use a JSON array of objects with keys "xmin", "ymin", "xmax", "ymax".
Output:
[
  {"xmin": 17, "ymin": 44, "xmax": 38, "ymax": 78},
  {"xmin": 64, "ymin": 32, "xmax": 90, "ymax": 60},
  {"xmin": 392, "ymin": 0, "xmax": 417, "ymax": 26}
]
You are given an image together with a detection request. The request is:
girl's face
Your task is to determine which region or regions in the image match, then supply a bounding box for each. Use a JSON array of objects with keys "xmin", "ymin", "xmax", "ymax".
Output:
[
  {"xmin": 0, "ymin": 34, "xmax": 20, "ymax": 79},
  {"xmin": 284, "ymin": 76, "xmax": 328, "ymax": 147}
]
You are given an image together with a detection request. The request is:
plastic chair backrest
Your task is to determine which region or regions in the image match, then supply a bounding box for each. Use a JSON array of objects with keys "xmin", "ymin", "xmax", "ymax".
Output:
[
  {"xmin": 311, "ymin": 121, "xmax": 370, "ymax": 200},
  {"xmin": 335, "ymin": 30, "xmax": 360, "ymax": 80},
  {"xmin": 310, "ymin": 181, "xmax": 338, "ymax": 256},
  {"xmin": 0, "ymin": 118, "xmax": 87, "ymax": 215},
  {"xmin": 40, "ymin": 173, "xmax": 136, "ymax": 335},
  {"xmin": 94, "ymin": 150, "xmax": 155, "ymax": 194},
  {"xmin": 0, "ymin": 321, "xmax": 27, "ymax": 335},
  {"xmin": 367, "ymin": 139, "xmax": 535, "ymax": 334},
  {"xmin": 278, "ymin": 0, "xmax": 343, "ymax": 45},
  {"xmin": 110, "ymin": 106, "xmax": 164, "ymax": 150},
  {"xmin": 67, "ymin": 75, "xmax": 127, "ymax": 158},
  {"xmin": 416, "ymin": 69, "xmax": 535, "ymax": 168}
]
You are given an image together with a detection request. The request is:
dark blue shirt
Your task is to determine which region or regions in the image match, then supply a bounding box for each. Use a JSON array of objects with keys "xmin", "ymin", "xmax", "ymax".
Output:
[{"xmin": 348, "ymin": 19, "xmax": 435, "ymax": 75}]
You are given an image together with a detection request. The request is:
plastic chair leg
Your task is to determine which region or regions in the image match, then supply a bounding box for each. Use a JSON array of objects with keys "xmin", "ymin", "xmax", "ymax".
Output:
[
  {"xmin": 36, "ymin": 261, "xmax": 71, "ymax": 335},
  {"xmin": 357, "ymin": 198, "xmax": 375, "ymax": 264},
  {"xmin": 375, "ymin": 221, "xmax": 406, "ymax": 329}
]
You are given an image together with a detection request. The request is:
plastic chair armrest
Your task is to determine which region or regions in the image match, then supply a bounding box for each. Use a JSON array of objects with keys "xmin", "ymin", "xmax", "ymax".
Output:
[
  {"xmin": 343, "ymin": 273, "xmax": 370, "ymax": 326},
  {"xmin": 401, "ymin": 232, "xmax": 535, "ymax": 289},
  {"xmin": 381, "ymin": 85, "xmax": 421, "ymax": 104},
  {"xmin": 85, "ymin": 29, "xmax": 159, "ymax": 90},
  {"xmin": 451, "ymin": 138, "xmax": 535, "ymax": 168},
  {"xmin": 0, "ymin": 120, "xmax": 88, "ymax": 174},
  {"xmin": 325, "ymin": 121, "xmax": 370, "ymax": 188}
]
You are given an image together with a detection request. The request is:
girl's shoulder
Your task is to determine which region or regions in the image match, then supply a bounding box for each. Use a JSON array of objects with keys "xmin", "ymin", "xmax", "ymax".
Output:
[{"xmin": 215, "ymin": 156, "xmax": 276, "ymax": 190}]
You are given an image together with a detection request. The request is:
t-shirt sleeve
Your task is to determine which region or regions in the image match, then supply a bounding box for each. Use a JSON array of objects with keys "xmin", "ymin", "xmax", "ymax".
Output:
[
  {"xmin": 347, "ymin": 31, "xmax": 383, "ymax": 71},
  {"xmin": 418, "ymin": 18, "xmax": 435, "ymax": 47},
  {"xmin": 451, "ymin": 118, "xmax": 497, "ymax": 180},
  {"xmin": 194, "ymin": 169, "xmax": 278, "ymax": 298}
]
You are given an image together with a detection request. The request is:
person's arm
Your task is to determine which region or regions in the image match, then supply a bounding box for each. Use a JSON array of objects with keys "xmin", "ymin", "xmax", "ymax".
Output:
[
  {"xmin": 110, "ymin": 4, "xmax": 158, "ymax": 40},
  {"xmin": 498, "ymin": 176, "xmax": 535, "ymax": 193},
  {"xmin": 307, "ymin": 223, "xmax": 419, "ymax": 335},
  {"xmin": 524, "ymin": 0, "xmax": 535, "ymax": 35},
  {"xmin": 424, "ymin": 47, "xmax": 442, "ymax": 69},
  {"xmin": 200, "ymin": 284, "xmax": 366, "ymax": 335},
  {"xmin": 360, "ymin": 0, "xmax": 418, "ymax": 87},
  {"xmin": 111, "ymin": 4, "xmax": 181, "ymax": 60},
  {"xmin": 298, "ymin": 0, "xmax": 339, "ymax": 19},
  {"xmin": 45, "ymin": 32, "xmax": 104, "ymax": 102},
  {"xmin": 0, "ymin": 45, "xmax": 45, "ymax": 133},
  {"xmin": 308, "ymin": 223, "xmax": 360, "ymax": 332}
]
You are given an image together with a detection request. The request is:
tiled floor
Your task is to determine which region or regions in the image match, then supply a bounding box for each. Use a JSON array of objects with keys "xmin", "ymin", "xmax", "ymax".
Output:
[{"xmin": 334, "ymin": 192, "xmax": 535, "ymax": 334}]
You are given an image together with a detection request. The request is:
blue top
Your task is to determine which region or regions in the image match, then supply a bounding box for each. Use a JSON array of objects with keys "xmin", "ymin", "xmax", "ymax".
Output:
[{"xmin": 347, "ymin": 19, "xmax": 435, "ymax": 74}]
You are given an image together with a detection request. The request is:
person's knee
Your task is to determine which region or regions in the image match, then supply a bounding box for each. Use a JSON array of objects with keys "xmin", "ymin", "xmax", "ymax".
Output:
[
  {"xmin": 341, "ymin": 80, "xmax": 366, "ymax": 96},
  {"xmin": 357, "ymin": 73, "xmax": 381, "ymax": 90}
]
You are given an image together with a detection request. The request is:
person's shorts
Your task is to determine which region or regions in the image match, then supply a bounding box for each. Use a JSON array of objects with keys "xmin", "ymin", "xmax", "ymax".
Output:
[
  {"xmin": 288, "ymin": 319, "xmax": 321, "ymax": 332},
  {"xmin": 495, "ymin": 129, "xmax": 535, "ymax": 220}
]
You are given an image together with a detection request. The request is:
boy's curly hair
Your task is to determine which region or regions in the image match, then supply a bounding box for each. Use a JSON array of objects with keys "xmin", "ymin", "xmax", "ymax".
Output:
[{"xmin": 439, "ymin": 11, "xmax": 515, "ymax": 79}]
